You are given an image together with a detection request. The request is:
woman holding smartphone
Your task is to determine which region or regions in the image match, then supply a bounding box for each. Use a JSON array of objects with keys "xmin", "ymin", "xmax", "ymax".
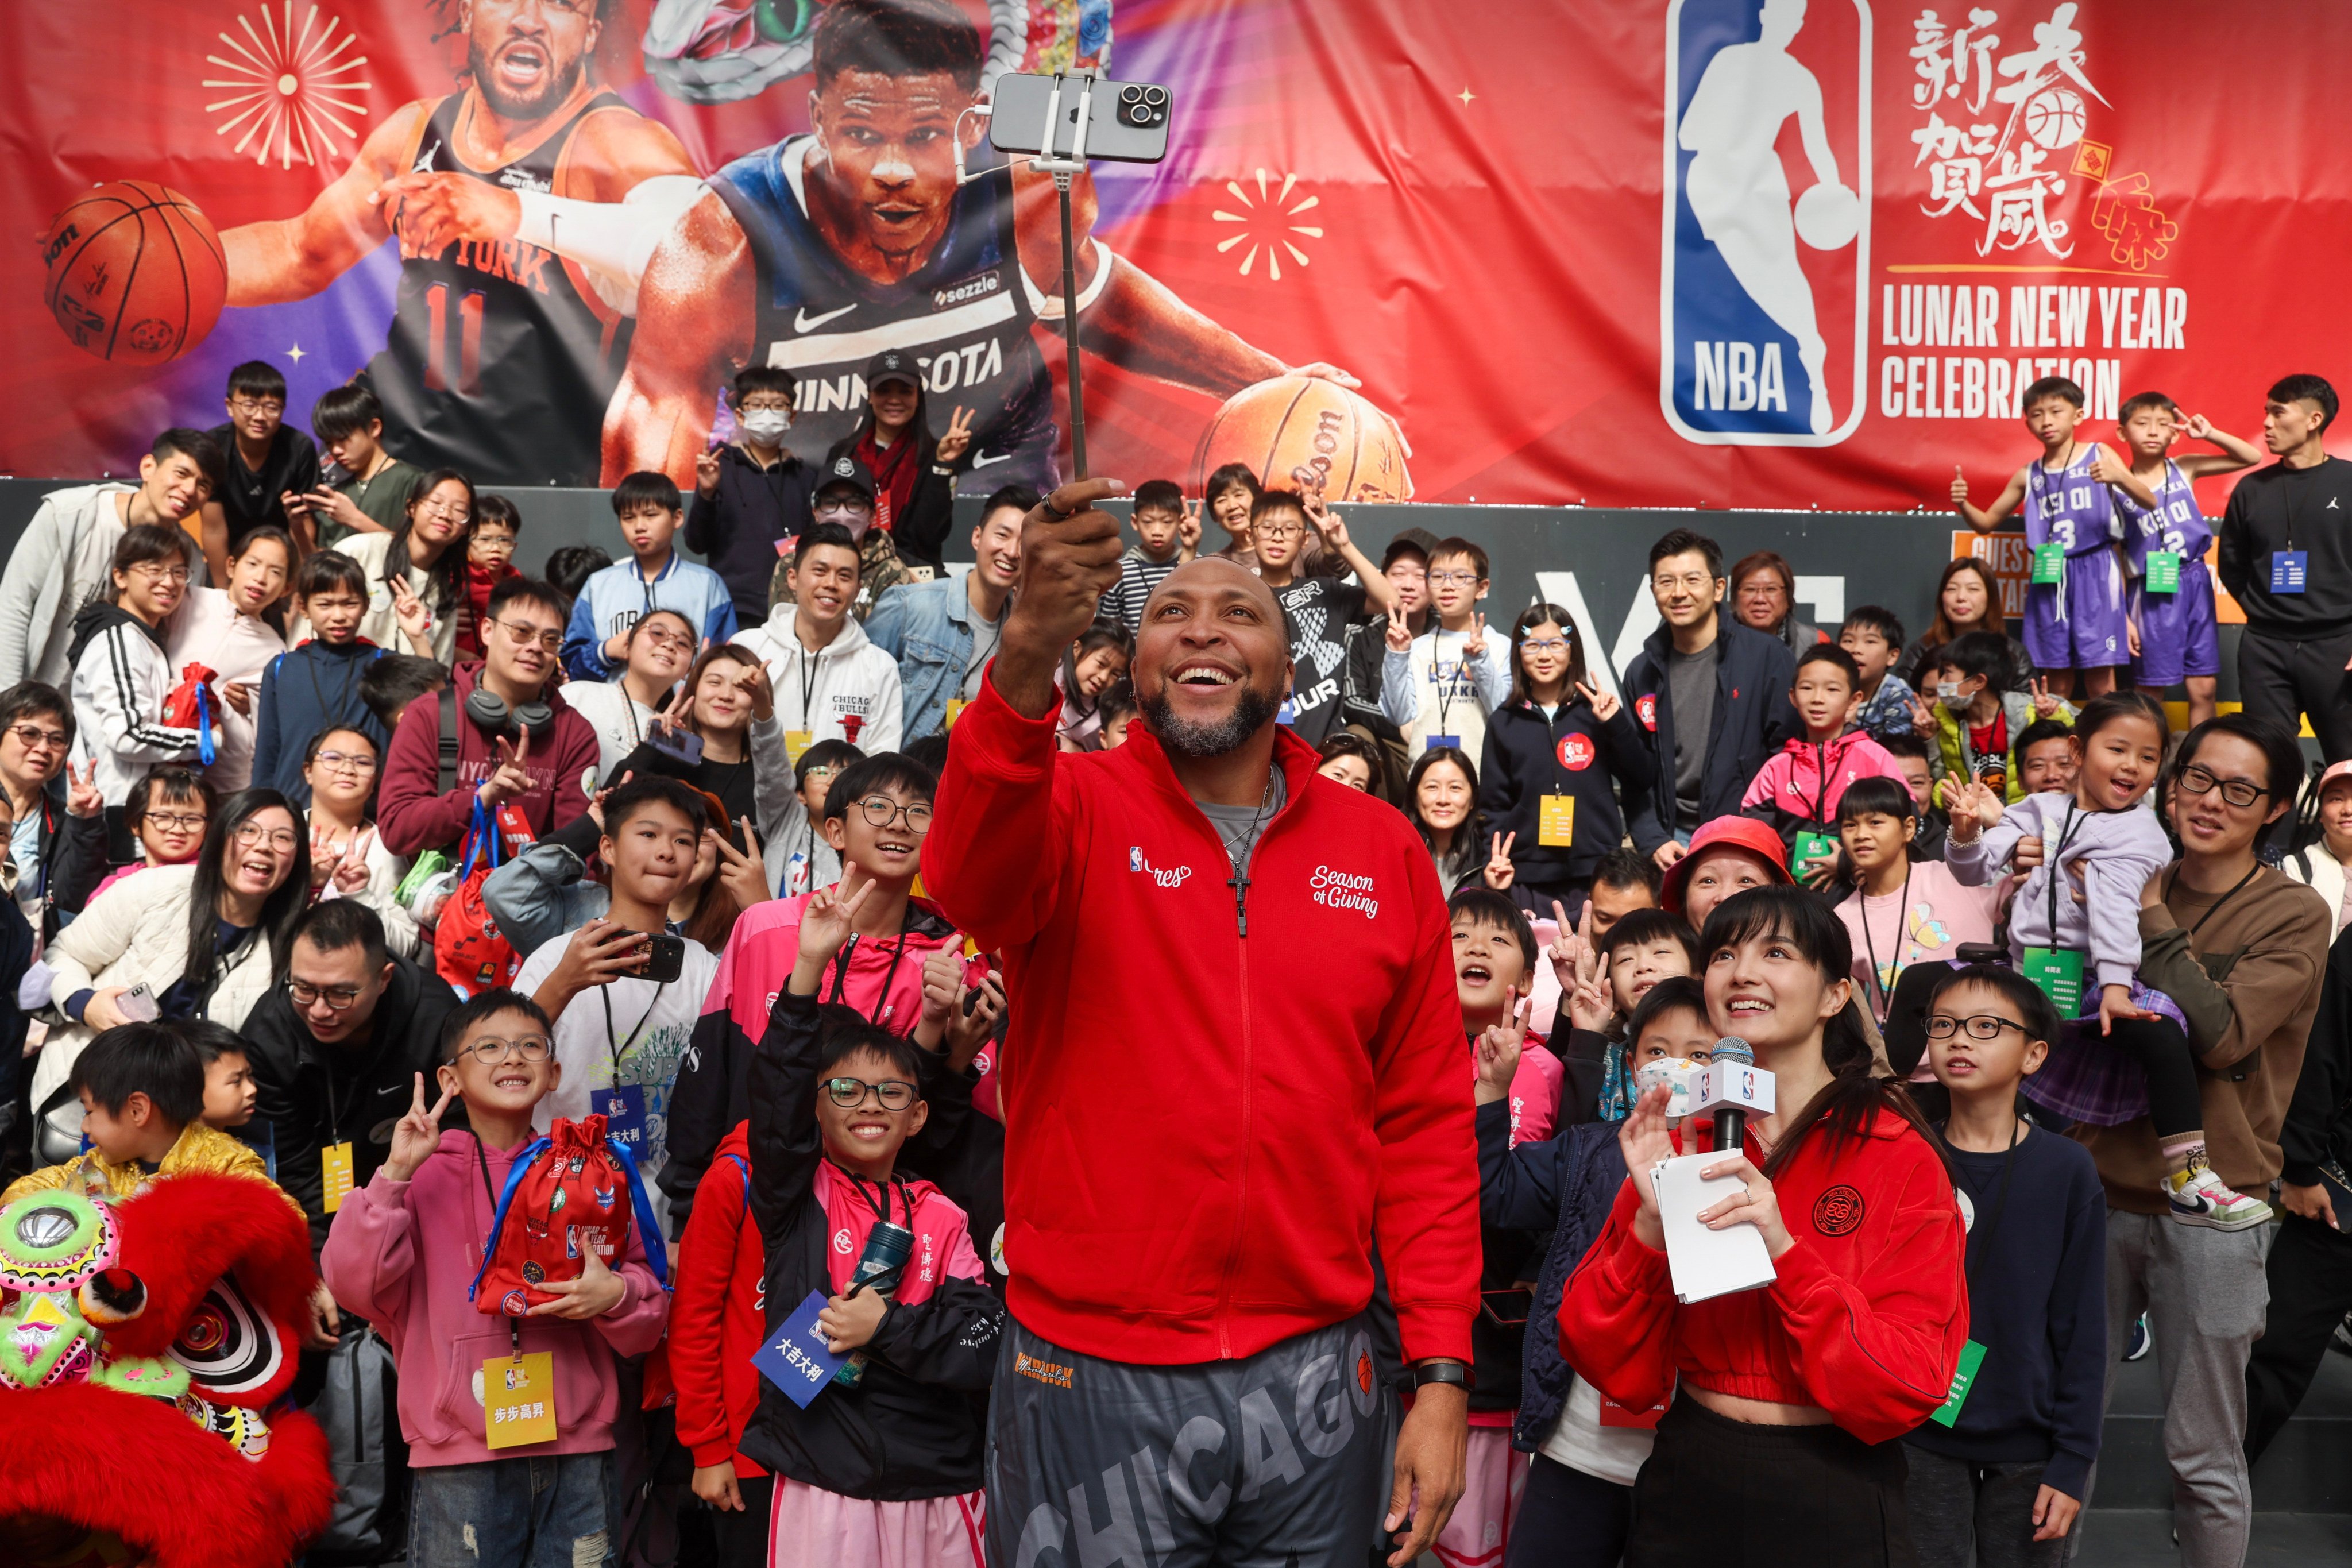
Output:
[{"xmin": 1558, "ymin": 884, "xmax": 1967, "ymax": 1565}]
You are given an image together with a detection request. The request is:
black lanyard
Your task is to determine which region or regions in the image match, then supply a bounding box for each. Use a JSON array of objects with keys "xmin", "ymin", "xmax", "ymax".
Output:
[
  {"xmin": 600, "ymin": 978, "xmax": 669, "ymax": 1084},
  {"xmin": 2045, "ymin": 801, "xmax": 2092, "ymax": 941},
  {"xmin": 1813, "ymin": 740, "xmax": 1830, "ymax": 825},
  {"xmin": 1856, "ymin": 863, "xmax": 1911, "ymax": 1019},
  {"xmin": 2161, "ymin": 861, "xmax": 2266, "ymax": 940},
  {"xmin": 1435, "ymin": 628, "xmax": 1461, "ymax": 736},
  {"xmin": 823, "ymin": 926, "xmax": 915, "ymax": 1024},
  {"xmin": 798, "ymin": 637, "xmax": 821, "ymax": 728},
  {"xmin": 304, "ymin": 646, "xmax": 363, "ymax": 732},
  {"xmin": 831, "ymin": 1160, "xmax": 911, "ymax": 1230}
]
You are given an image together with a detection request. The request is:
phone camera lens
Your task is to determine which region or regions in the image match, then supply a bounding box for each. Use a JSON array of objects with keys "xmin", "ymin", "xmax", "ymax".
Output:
[
  {"xmin": 1121, "ymin": 84, "xmax": 1142, "ymax": 103},
  {"xmin": 1143, "ymin": 86, "xmax": 1168, "ymax": 107},
  {"xmin": 1127, "ymin": 104, "xmax": 1151, "ymax": 125}
]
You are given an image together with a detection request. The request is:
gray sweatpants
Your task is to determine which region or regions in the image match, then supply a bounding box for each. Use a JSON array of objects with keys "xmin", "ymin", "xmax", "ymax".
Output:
[
  {"xmin": 2073, "ymin": 1210, "xmax": 2270, "ymax": 1568},
  {"xmin": 985, "ymin": 1314, "xmax": 1388, "ymax": 1568}
]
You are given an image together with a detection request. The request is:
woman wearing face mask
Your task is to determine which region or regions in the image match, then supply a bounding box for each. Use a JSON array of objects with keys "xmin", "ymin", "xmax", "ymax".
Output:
[
  {"xmin": 1559, "ymin": 885, "xmax": 1967, "ymax": 1566},
  {"xmin": 327, "ymin": 469, "xmax": 475, "ymax": 663},
  {"xmin": 301, "ymin": 726, "xmax": 419, "ymax": 959},
  {"xmin": 32, "ymin": 789, "xmax": 312, "ymax": 1161},
  {"xmin": 690, "ymin": 366, "xmax": 819, "ymax": 629},
  {"xmin": 822, "ymin": 349, "xmax": 974, "ymax": 581},
  {"xmin": 165, "ymin": 525, "xmax": 293, "ymax": 791}
]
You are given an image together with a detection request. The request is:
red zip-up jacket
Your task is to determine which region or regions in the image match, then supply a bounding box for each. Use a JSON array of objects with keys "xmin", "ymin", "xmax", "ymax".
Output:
[
  {"xmin": 925, "ymin": 677, "xmax": 1478, "ymax": 1365},
  {"xmin": 670, "ymin": 1123, "xmax": 767, "ymax": 1475},
  {"xmin": 1559, "ymin": 1107, "xmax": 1967, "ymax": 1445}
]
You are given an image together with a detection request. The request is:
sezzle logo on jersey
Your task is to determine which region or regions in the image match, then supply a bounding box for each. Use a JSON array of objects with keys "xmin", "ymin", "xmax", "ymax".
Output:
[{"xmin": 933, "ymin": 271, "xmax": 1004, "ymax": 309}]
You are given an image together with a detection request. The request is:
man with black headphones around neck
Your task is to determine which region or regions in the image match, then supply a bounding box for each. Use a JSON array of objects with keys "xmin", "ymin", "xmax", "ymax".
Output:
[{"xmin": 379, "ymin": 575, "xmax": 602, "ymax": 856}]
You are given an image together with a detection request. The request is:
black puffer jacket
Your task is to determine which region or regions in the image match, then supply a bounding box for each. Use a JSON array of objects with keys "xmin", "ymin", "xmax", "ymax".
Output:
[{"xmin": 1478, "ymin": 696, "xmax": 1656, "ymax": 885}]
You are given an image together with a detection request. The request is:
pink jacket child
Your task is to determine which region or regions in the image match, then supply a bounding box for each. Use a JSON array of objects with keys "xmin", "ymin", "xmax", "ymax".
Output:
[
  {"xmin": 1739, "ymin": 729, "xmax": 1909, "ymax": 841},
  {"xmin": 322, "ymin": 1127, "xmax": 670, "ymax": 1467}
]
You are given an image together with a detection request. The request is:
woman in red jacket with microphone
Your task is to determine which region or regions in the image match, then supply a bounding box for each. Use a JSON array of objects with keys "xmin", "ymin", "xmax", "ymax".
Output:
[{"xmin": 1560, "ymin": 884, "xmax": 1967, "ymax": 1565}]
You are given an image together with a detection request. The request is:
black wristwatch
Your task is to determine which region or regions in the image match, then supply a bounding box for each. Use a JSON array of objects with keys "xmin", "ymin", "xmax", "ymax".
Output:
[{"xmin": 1412, "ymin": 1359, "xmax": 1473, "ymax": 1392}]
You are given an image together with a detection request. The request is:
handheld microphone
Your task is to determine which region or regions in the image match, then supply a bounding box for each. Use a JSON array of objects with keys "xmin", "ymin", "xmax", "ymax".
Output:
[{"xmin": 1693, "ymin": 1038, "xmax": 1775, "ymax": 1154}]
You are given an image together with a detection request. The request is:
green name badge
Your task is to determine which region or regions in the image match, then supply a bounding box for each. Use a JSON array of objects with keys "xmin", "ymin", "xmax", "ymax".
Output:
[
  {"xmin": 2145, "ymin": 550, "xmax": 2181, "ymax": 593},
  {"xmin": 2023, "ymin": 946, "xmax": 2085, "ymax": 1016},
  {"xmin": 1794, "ymin": 831, "xmax": 1839, "ymax": 875},
  {"xmin": 2030, "ymin": 542, "xmax": 2066, "ymax": 585},
  {"xmin": 1930, "ymin": 1338, "xmax": 1988, "ymax": 1428}
]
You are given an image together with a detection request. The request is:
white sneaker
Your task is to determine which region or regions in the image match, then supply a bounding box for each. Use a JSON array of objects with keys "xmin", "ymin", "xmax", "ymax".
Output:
[{"xmin": 2166, "ymin": 1161, "xmax": 2272, "ymax": 1230}]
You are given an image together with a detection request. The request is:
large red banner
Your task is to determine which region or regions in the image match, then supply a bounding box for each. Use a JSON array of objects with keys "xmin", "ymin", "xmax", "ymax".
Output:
[{"xmin": 2, "ymin": 0, "xmax": 2343, "ymax": 509}]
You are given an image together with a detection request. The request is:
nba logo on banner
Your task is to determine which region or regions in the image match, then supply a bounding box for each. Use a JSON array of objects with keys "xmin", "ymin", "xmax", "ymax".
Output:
[{"xmin": 1662, "ymin": 0, "xmax": 1871, "ymax": 447}]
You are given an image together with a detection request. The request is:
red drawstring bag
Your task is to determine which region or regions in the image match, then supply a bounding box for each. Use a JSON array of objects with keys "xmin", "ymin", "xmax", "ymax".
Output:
[
  {"xmin": 470, "ymin": 1114, "xmax": 669, "ymax": 1316},
  {"xmin": 161, "ymin": 662, "xmax": 218, "ymax": 766},
  {"xmin": 433, "ymin": 797, "xmax": 535, "ymax": 999}
]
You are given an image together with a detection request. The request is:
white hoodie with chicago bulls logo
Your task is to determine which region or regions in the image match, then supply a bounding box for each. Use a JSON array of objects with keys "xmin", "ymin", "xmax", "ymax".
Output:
[{"xmin": 735, "ymin": 612, "xmax": 905, "ymax": 755}]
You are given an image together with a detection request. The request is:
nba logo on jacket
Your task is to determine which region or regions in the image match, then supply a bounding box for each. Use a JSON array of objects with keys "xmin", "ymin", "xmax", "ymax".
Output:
[{"xmin": 1662, "ymin": 0, "xmax": 1871, "ymax": 447}]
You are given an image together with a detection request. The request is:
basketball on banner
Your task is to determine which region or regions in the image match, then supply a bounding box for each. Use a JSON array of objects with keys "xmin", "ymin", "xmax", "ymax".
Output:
[
  {"xmin": 41, "ymin": 181, "xmax": 226, "ymax": 366},
  {"xmin": 1192, "ymin": 375, "xmax": 1412, "ymax": 501}
]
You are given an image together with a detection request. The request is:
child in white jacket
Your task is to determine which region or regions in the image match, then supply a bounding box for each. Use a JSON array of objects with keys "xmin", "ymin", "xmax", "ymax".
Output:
[{"xmin": 68, "ymin": 525, "xmax": 217, "ymax": 816}]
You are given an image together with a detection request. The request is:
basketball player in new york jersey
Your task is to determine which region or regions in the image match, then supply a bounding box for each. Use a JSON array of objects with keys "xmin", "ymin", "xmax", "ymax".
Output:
[
  {"xmin": 1678, "ymin": 0, "xmax": 1851, "ymax": 434},
  {"xmin": 218, "ymin": 0, "xmax": 701, "ymax": 484},
  {"xmin": 604, "ymin": 0, "xmax": 1353, "ymax": 492}
]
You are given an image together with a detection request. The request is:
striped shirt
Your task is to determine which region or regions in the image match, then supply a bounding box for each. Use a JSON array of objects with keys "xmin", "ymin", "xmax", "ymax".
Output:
[{"xmin": 1099, "ymin": 547, "xmax": 1185, "ymax": 632}]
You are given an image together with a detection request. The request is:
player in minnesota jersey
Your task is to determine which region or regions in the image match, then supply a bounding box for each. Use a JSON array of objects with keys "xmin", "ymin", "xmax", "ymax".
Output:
[
  {"xmin": 604, "ymin": 0, "xmax": 1356, "ymax": 492},
  {"xmin": 217, "ymin": 0, "xmax": 700, "ymax": 485}
]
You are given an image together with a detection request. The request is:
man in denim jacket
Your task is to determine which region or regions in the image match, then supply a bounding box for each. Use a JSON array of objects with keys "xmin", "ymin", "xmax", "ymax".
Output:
[{"xmin": 866, "ymin": 485, "xmax": 1035, "ymax": 740}]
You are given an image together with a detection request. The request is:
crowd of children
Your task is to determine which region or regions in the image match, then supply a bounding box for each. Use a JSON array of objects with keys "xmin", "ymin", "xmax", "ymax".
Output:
[{"xmin": 0, "ymin": 362, "xmax": 2347, "ymax": 1568}]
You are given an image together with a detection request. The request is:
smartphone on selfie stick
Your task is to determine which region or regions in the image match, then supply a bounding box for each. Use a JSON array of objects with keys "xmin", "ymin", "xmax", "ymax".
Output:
[{"xmin": 973, "ymin": 72, "xmax": 1173, "ymax": 480}]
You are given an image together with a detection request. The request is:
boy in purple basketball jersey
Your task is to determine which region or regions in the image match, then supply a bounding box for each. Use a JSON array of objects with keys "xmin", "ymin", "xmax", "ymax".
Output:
[
  {"xmin": 2116, "ymin": 392, "xmax": 2262, "ymax": 728},
  {"xmin": 1953, "ymin": 374, "xmax": 2156, "ymax": 697}
]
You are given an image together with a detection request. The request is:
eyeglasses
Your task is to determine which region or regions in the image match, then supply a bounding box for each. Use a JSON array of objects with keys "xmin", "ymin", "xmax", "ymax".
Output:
[
  {"xmin": 5, "ymin": 724, "xmax": 68, "ymax": 751},
  {"xmin": 1652, "ymin": 571, "xmax": 1716, "ymax": 592},
  {"xmin": 312, "ymin": 749, "xmax": 377, "ymax": 774},
  {"xmin": 229, "ymin": 396, "xmax": 286, "ymax": 417},
  {"xmin": 419, "ymin": 499, "xmax": 472, "ymax": 523},
  {"xmin": 859, "ymin": 795, "xmax": 934, "ymax": 831},
  {"xmin": 233, "ymin": 823, "xmax": 300, "ymax": 850},
  {"xmin": 737, "ymin": 398, "xmax": 794, "ymax": 414},
  {"xmin": 495, "ymin": 619, "xmax": 563, "ymax": 652},
  {"xmin": 1256, "ymin": 523, "xmax": 1304, "ymax": 542},
  {"xmin": 815, "ymin": 496, "xmax": 875, "ymax": 517},
  {"xmin": 144, "ymin": 811, "xmax": 207, "ymax": 833},
  {"xmin": 458, "ymin": 1036, "xmax": 553, "ymax": 1065},
  {"xmin": 1519, "ymin": 637, "xmax": 1570, "ymax": 656},
  {"xmin": 288, "ymin": 979, "xmax": 367, "ymax": 1010},
  {"xmin": 1428, "ymin": 570, "xmax": 1481, "ymax": 587},
  {"xmin": 636, "ymin": 629, "xmax": 694, "ymax": 656},
  {"xmin": 821, "ymin": 1077, "xmax": 917, "ymax": 1110},
  {"xmin": 129, "ymin": 563, "xmax": 191, "ymax": 585},
  {"xmin": 1925, "ymin": 1014, "xmax": 2030, "ymax": 1041},
  {"xmin": 2176, "ymin": 764, "xmax": 2268, "ymax": 809}
]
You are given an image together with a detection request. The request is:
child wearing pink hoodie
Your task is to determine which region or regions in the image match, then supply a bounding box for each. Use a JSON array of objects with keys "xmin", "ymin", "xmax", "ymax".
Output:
[
  {"xmin": 323, "ymin": 988, "xmax": 669, "ymax": 1567},
  {"xmin": 1739, "ymin": 644, "xmax": 1907, "ymax": 875}
]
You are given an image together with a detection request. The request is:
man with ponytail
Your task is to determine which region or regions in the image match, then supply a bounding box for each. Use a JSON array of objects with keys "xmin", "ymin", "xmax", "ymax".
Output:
[{"xmin": 1559, "ymin": 884, "xmax": 1967, "ymax": 1566}]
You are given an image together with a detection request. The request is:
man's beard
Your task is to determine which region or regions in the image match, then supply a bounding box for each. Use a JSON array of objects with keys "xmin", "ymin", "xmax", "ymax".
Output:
[
  {"xmin": 1141, "ymin": 683, "xmax": 1283, "ymax": 758},
  {"xmin": 470, "ymin": 43, "xmax": 583, "ymax": 121}
]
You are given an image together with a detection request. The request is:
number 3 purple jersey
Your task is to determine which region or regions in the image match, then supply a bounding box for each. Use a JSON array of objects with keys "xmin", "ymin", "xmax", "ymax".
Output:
[
  {"xmin": 2126, "ymin": 459, "xmax": 2222, "ymax": 684},
  {"xmin": 2022, "ymin": 446, "xmax": 2129, "ymax": 669},
  {"xmin": 2024, "ymin": 447, "xmax": 2123, "ymax": 556}
]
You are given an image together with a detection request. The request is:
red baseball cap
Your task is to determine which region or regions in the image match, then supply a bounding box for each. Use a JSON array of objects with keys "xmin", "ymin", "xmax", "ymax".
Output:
[
  {"xmin": 2320, "ymin": 760, "xmax": 2352, "ymax": 801},
  {"xmin": 1660, "ymin": 816, "xmax": 1794, "ymax": 914}
]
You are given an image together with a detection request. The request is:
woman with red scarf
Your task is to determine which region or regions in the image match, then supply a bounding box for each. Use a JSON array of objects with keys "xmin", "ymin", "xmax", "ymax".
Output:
[{"xmin": 827, "ymin": 349, "xmax": 974, "ymax": 576}]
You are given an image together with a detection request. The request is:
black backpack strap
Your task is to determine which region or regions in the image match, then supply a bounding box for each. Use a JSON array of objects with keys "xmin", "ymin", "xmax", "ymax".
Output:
[{"xmin": 438, "ymin": 685, "xmax": 462, "ymax": 798}]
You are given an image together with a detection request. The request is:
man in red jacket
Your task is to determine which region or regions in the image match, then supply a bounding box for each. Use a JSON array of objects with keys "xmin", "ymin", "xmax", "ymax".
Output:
[
  {"xmin": 377, "ymin": 576, "xmax": 599, "ymax": 855},
  {"xmin": 926, "ymin": 477, "xmax": 1478, "ymax": 1568}
]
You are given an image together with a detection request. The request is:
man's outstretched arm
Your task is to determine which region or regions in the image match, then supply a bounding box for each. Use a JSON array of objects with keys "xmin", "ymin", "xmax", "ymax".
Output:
[
  {"xmin": 221, "ymin": 102, "xmax": 427, "ymax": 305},
  {"xmin": 601, "ymin": 192, "xmax": 755, "ymax": 486}
]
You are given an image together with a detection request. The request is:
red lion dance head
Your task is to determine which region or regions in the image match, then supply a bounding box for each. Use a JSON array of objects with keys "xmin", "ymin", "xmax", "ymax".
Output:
[{"xmin": 0, "ymin": 1172, "xmax": 335, "ymax": 1566}]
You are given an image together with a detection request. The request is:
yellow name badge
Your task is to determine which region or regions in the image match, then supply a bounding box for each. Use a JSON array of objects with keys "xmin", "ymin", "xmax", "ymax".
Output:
[
  {"xmin": 484, "ymin": 1352, "xmax": 558, "ymax": 1449},
  {"xmin": 944, "ymin": 697, "xmax": 970, "ymax": 729},
  {"xmin": 1538, "ymin": 795, "xmax": 1575, "ymax": 848},
  {"xmin": 321, "ymin": 1141, "xmax": 355, "ymax": 1214},
  {"xmin": 784, "ymin": 729, "xmax": 816, "ymax": 767}
]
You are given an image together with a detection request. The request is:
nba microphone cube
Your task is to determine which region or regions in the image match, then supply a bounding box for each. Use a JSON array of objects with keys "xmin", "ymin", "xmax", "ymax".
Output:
[{"xmin": 1691, "ymin": 1060, "xmax": 1775, "ymax": 1122}]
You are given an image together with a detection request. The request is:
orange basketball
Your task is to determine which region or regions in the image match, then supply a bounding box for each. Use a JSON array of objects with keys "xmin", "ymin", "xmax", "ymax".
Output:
[
  {"xmin": 43, "ymin": 180, "xmax": 227, "ymax": 366},
  {"xmin": 1191, "ymin": 376, "xmax": 1413, "ymax": 503}
]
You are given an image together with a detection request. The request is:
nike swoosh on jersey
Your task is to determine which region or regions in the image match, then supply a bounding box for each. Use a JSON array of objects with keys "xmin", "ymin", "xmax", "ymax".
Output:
[
  {"xmin": 971, "ymin": 450, "xmax": 1017, "ymax": 468},
  {"xmin": 794, "ymin": 303, "xmax": 858, "ymax": 333}
]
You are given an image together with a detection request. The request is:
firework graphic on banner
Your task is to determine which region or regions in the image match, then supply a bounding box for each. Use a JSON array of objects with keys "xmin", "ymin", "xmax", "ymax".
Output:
[
  {"xmin": 1214, "ymin": 170, "xmax": 1324, "ymax": 281},
  {"xmin": 206, "ymin": 2, "xmax": 370, "ymax": 170}
]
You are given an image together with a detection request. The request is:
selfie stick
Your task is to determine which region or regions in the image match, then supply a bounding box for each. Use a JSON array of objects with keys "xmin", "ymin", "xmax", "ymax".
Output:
[{"xmin": 1026, "ymin": 74, "xmax": 1099, "ymax": 480}]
